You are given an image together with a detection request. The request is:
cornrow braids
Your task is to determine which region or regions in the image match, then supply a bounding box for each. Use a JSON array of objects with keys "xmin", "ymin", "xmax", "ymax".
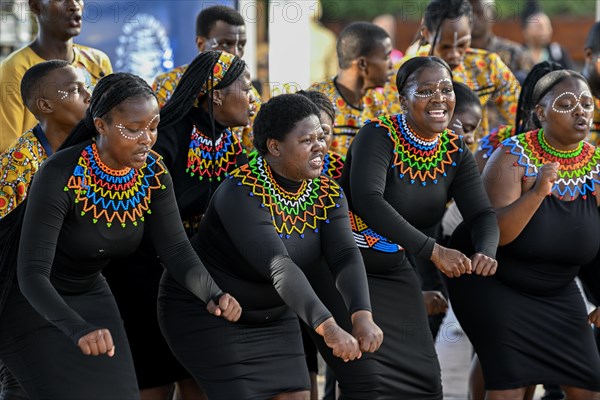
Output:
[
  {"xmin": 514, "ymin": 61, "xmax": 564, "ymax": 134},
  {"xmin": 530, "ymin": 70, "xmax": 589, "ymax": 129},
  {"xmin": 60, "ymin": 73, "xmax": 155, "ymax": 150},
  {"xmin": 396, "ymin": 56, "xmax": 452, "ymax": 97},
  {"xmin": 297, "ymin": 90, "xmax": 335, "ymax": 123},
  {"xmin": 424, "ymin": 0, "xmax": 473, "ymax": 55},
  {"xmin": 158, "ymin": 50, "xmax": 247, "ymax": 130}
]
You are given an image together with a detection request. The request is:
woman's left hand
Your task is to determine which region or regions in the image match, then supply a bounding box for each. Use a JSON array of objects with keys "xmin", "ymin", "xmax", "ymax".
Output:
[
  {"xmin": 471, "ymin": 253, "xmax": 498, "ymax": 276},
  {"xmin": 207, "ymin": 293, "xmax": 242, "ymax": 322},
  {"xmin": 589, "ymin": 307, "xmax": 600, "ymax": 328},
  {"xmin": 351, "ymin": 311, "xmax": 384, "ymax": 353}
]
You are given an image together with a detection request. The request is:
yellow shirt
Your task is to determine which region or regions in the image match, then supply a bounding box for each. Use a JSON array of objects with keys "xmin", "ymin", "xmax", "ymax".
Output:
[
  {"xmin": 0, "ymin": 127, "xmax": 48, "ymax": 218},
  {"xmin": 588, "ymin": 97, "xmax": 600, "ymax": 146},
  {"xmin": 0, "ymin": 44, "xmax": 112, "ymax": 152},
  {"xmin": 310, "ymin": 78, "xmax": 388, "ymax": 156},
  {"xmin": 383, "ymin": 46, "xmax": 520, "ymax": 143},
  {"xmin": 152, "ymin": 64, "xmax": 262, "ymax": 151}
]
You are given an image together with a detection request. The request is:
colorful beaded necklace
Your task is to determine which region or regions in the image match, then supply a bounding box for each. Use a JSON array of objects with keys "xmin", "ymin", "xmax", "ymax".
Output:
[
  {"xmin": 321, "ymin": 151, "xmax": 345, "ymax": 180},
  {"xmin": 479, "ymin": 124, "xmax": 515, "ymax": 159},
  {"xmin": 64, "ymin": 143, "xmax": 166, "ymax": 227},
  {"xmin": 230, "ymin": 154, "xmax": 342, "ymax": 238},
  {"xmin": 376, "ymin": 113, "xmax": 461, "ymax": 185},
  {"xmin": 186, "ymin": 125, "xmax": 245, "ymax": 182},
  {"xmin": 503, "ymin": 129, "xmax": 600, "ymax": 199}
]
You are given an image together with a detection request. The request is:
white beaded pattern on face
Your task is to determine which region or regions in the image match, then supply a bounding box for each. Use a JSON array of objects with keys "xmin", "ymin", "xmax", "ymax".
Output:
[
  {"xmin": 116, "ymin": 114, "xmax": 159, "ymax": 140},
  {"xmin": 57, "ymin": 90, "xmax": 69, "ymax": 100},
  {"xmin": 551, "ymin": 90, "xmax": 594, "ymax": 114},
  {"xmin": 411, "ymin": 78, "xmax": 453, "ymax": 99}
]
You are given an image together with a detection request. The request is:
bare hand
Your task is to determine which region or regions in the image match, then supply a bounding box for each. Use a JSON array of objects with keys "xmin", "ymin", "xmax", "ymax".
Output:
[
  {"xmin": 431, "ymin": 244, "xmax": 472, "ymax": 278},
  {"xmin": 316, "ymin": 317, "xmax": 362, "ymax": 362},
  {"xmin": 206, "ymin": 293, "xmax": 242, "ymax": 322},
  {"xmin": 471, "ymin": 253, "xmax": 498, "ymax": 276},
  {"xmin": 589, "ymin": 307, "xmax": 600, "ymax": 328},
  {"xmin": 533, "ymin": 162, "xmax": 559, "ymax": 197},
  {"xmin": 77, "ymin": 329, "xmax": 115, "ymax": 357},
  {"xmin": 351, "ymin": 311, "xmax": 383, "ymax": 353},
  {"xmin": 423, "ymin": 291, "xmax": 448, "ymax": 316}
]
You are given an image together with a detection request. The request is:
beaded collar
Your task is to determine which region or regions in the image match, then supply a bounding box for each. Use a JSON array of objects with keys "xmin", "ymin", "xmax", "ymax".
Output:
[
  {"xmin": 503, "ymin": 129, "xmax": 600, "ymax": 199},
  {"xmin": 230, "ymin": 154, "xmax": 342, "ymax": 238},
  {"xmin": 186, "ymin": 125, "xmax": 245, "ymax": 182},
  {"xmin": 64, "ymin": 143, "xmax": 166, "ymax": 227},
  {"xmin": 376, "ymin": 113, "xmax": 462, "ymax": 185},
  {"xmin": 322, "ymin": 151, "xmax": 345, "ymax": 180},
  {"xmin": 478, "ymin": 125, "xmax": 515, "ymax": 159}
]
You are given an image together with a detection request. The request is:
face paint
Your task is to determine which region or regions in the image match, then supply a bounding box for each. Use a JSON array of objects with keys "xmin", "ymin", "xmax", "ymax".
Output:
[
  {"xmin": 551, "ymin": 90, "xmax": 595, "ymax": 114},
  {"xmin": 410, "ymin": 78, "xmax": 454, "ymax": 99},
  {"xmin": 116, "ymin": 114, "xmax": 159, "ymax": 140},
  {"xmin": 58, "ymin": 90, "xmax": 69, "ymax": 100}
]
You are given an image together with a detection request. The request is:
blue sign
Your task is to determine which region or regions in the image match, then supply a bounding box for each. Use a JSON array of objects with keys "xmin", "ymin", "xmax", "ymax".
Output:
[{"xmin": 76, "ymin": 1, "xmax": 234, "ymax": 83}]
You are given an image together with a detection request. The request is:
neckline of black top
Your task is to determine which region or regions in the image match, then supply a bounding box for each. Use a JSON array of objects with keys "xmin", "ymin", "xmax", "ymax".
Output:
[
  {"xmin": 185, "ymin": 106, "xmax": 228, "ymax": 136},
  {"xmin": 268, "ymin": 163, "xmax": 304, "ymax": 193}
]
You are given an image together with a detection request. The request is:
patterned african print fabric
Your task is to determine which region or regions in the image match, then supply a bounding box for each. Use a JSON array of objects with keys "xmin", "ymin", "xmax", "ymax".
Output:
[
  {"xmin": 0, "ymin": 126, "xmax": 48, "ymax": 219},
  {"xmin": 377, "ymin": 113, "xmax": 462, "ymax": 185},
  {"xmin": 503, "ymin": 129, "xmax": 600, "ymax": 200},
  {"xmin": 478, "ymin": 124, "xmax": 516, "ymax": 159},
  {"xmin": 322, "ymin": 151, "xmax": 345, "ymax": 180},
  {"xmin": 310, "ymin": 78, "xmax": 388, "ymax": 156},
  {"xmin": 230, "ymin": 153, "xmax": 342, "ymax": 238},
  {"xmin": 382, "ymin": 47, "xmax": 520, "ymax": 145},
  {"xmin": 186, "ymin": 125, "xmax": 245, "ymax": 182},
  {"xmin": 64, "ymin": 143, "xmax": 166, "ymax": 228},
  {"xmin": 348, "ymin": 210, "xmax": 403, "ymax": 253},
  {"xmin": 152, "ymin": 64, "xmax": 261, "ymax": 151}
]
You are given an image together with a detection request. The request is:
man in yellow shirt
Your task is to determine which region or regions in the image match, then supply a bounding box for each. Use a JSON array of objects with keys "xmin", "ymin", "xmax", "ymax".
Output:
[
  {"xmin": 582, "ymin": 22, "xmax": 600, "ymax": 146},
  {"xmin": 0, "ymin": 0, "xmax": 111, "ymax": 152}
]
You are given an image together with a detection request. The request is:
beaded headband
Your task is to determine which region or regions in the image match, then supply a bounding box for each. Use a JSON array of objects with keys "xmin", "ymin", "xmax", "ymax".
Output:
[{"xmin": 199, "ymin": 51, "xmax": 237, "ymax": 96}]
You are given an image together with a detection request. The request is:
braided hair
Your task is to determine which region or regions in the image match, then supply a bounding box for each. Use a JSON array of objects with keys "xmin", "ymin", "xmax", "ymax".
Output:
[
  {"xmin": 61, "ymin": 73, "xmax": 155, "ymax": 150},
  {"xmin": 514, "ymin": 61, "xmax": 564, "ymax": 133},
  {"xmin": 530, "ymin": 70, "xmax": 590, "ymax": 129},
  {"xmin": 297, "ymin": 90, "xmax": 335, "ymax": 123},
  {"xmin": 395, "ymin": 56, "xmax": 452, "ymax": 97},
  {"xmin": 423, "ymin": 0, "xmax": 473, "ymax": 55},
  {"xmin": 158, "ymin": 50, "xmax": 247, "ymax": 130}
]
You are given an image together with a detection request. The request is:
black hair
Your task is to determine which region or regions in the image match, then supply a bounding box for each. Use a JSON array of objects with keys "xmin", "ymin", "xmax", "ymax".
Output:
[
  {"xmin": 585, "ymin": 21, "xmax": 600, "ymax": 53},
  {"xmin": 530, "ymin": 70, "xmax": 590, "ymax": 129},
  {"xmin": 253, "ymin": 94, "xmax": 321, "ymax": 156},
  {"xmin": 20, "ymin": 60, "xmax": 71, "ymax": 113},
  {"xmin": 521, "ymin": 0, "xmax": 542, "ymax": 28},
  {"xmin": 297, "ymin": 90, "xmax": 335, "ymax": 123},
  {"xmin": 336, "ymin": 22, "xmax": 390, "ymax": 69},
  {"xmin": 158, "ymin": 50, "xmax": 247, "ymax": 129},
  {"xmin": 395, "ymin": 56, "xmax": 452, "ymax": 97},
  {"xmin": 515, "ymin": 61, "xmax": 564, "ymax": 133},
  {"xmin": 423, "ymin": 0, "xmax": 473, "ymax": 53},
  {"xmin": 453, "ymin": 81, "xmax": 481, "ymax": 115},
  {"xmin": 60, "ymin": 73, "xmax": 156, "ymax": 149},
  {"xmin": 196, "ymin": 5, "xmax": 245, "ymax": 37}
]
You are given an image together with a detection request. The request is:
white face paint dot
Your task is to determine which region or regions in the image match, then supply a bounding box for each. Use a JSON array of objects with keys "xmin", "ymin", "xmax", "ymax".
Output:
[
  {"xmin": 57, "ymin": 90, "xmax": 69, "ymax": 100},
  {"xmin": 411, "ymin": 78, "xmax": 453, "ymax": 99},
  {"xmin": 551, "ymin": 90, "xmax": 594, "ymax": 114},
  {"xmin": 116, "ymin": 114, "xmax": 159, "ymax": 140}
]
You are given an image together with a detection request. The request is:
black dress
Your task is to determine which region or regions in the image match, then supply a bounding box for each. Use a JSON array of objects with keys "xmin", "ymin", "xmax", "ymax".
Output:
[
  {"xmin": 339, "ymin": 114, "xmax": 498, "ymax": 400},
  {"xmin": 158, "ymin": 154, "xmax": 376, "ymax": 400},
  {"xmin": 0, "ymin": 141, "xmax": 223, "ymax": 400},
  {"xmin": 448, "ymin": 130, "xmax": 600, "ymax": 391},
  {"xmin": 102, "ymin": 109, "xmax": 246, "ymax": 388}
]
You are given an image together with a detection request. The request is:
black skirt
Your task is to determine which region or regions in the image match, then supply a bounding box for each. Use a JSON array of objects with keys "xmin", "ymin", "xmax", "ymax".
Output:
[{"xmin": 0, "ymin": 278, "xmax": 139, "ymax": 400}]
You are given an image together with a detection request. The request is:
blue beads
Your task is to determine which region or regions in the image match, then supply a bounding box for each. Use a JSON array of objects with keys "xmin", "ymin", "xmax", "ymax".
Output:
[
  {"xmin": 452, "ymin": 162, "xmax": 456, "ymax": 166},
  {"xmin": 335, "ymin": 203, "xmax": 340, "ymax": 208},
  {"xmin": 314, "ymin": 228, "xmax": 319, "ymax": 233},
  {"xmin": 410, "ymin": 179, "xmax": 415, "ymax": 184},
  {"xmin": 421, "ymin": 181, "xmax": 426, "ymax": 186},
  {"xmin": 249, "ymin": 192, "xmax": 254, "ymax": 196},
  {"xmin": 285, "ymin": 234, "xmax": 290, "ymax": 239},
  {"xmin": 399, "ymin": 174, "xmax": 404, "ymax": 178},
  {"xmin": 237, "ymin": 181, "xmax": 242, "ymax": 186},
  {"xmin": 260, "ymin": 203, "xmax": 265, "ymax": 208},
  {"xmin": 325, "ymin": 219, "xmax": 330, "ymax": 224},
  {"xmin": 300, "ymin": 234, "xmax": 305, "ymax": 239},
  {"xmin": 433, "ymin": 179, "xmax": 438, "ymax": 184}
]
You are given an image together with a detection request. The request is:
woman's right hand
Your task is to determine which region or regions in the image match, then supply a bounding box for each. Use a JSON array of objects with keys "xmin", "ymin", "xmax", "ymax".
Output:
[
  {"xmin": 77, "ymin": 329, "xmax": 115, "ymax": 357},
  {"xmin": 431, "ymin": 243, "xmax": 472, "ymax": 278},
  {"xmin": 532, "ymin": 162, "xmax": 559, "ymax": 197},
  {"xmin": 206, "ymin": 293, "xmax": 242, "ymax": 322},
  {"xmin": 315, "ymin": 317, "xmax": 362, "ymax": 362}
]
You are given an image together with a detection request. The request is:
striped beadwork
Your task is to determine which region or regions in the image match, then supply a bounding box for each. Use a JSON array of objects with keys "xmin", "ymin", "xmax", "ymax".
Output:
[{"xmin": 186, "ymin": 125, "xmax": 244, "ymax": 182}]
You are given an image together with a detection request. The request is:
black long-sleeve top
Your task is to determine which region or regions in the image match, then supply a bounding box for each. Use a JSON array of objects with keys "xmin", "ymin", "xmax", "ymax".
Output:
[
  {"xmin": 339, "ymin": 114, "xmax": 498, "ymax": 261},
  {"xmin": 17, "ymin": 141, "xmax": 223, "ymax": 344},
  {"xmin": 154, "ymin": 108, "xmax": 247, "ymax": 220},
  {"xmin": 189, "ymin": 154, "xmax": 371, "ymax": 328}
]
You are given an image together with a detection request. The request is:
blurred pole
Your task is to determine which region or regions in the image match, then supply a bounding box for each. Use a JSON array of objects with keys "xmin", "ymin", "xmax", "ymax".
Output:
[
  {"xmin": 238, "ymin": 0, "xmax": 257, "ymax": 78},
  {"xmin": 597, "ymin": 0, "xmax": 600, "ymax": 21}
]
